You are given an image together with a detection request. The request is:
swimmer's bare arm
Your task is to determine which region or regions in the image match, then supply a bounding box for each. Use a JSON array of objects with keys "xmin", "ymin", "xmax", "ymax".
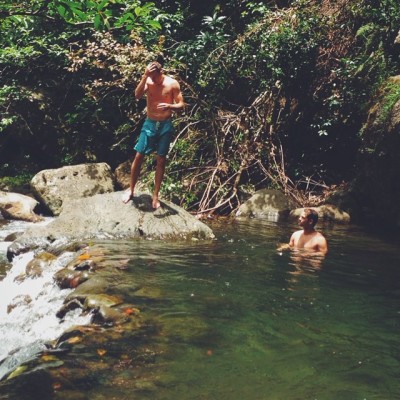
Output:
[
  {"xmin": 277, "ymin": 233, "xmax": 296, "ymax": 251},
  {"xmin": 316, "ymin": 235, "xmax": 328, "ymax": 255},
  {"xmin": 135, "ymin": 63, "xmax": 156, "ymax": 99}
]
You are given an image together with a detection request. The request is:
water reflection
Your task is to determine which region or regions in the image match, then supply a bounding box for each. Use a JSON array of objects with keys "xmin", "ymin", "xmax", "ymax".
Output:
[
  {"xmin": 288, "ymin": 248, "xmax": 326, "ymax": 271},
  {"xmin": 0, "ymin": 218, "xmax": 399, "ymax": 399}
]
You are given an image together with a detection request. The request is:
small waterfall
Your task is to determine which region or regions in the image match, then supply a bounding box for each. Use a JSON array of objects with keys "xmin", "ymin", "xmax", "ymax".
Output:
[{"xmin": 0, "ymin": 247, "xmax": 91, "ymax": 380}]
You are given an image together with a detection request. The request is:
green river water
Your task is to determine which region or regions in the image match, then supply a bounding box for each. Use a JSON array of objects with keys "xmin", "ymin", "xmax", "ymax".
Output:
[
  {"xmin": 1, "ymin": 217, "xmax": 400, "ymax": 399},
  {"xmin": 76, "ymin": 218, "xmax": 400, "ymax": 400}
]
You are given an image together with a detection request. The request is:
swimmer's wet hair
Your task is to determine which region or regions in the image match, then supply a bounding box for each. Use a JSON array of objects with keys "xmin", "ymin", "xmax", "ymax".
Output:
[{"xmin": 304, "ymin": 208, "xmax": 319, "ymax": 226}]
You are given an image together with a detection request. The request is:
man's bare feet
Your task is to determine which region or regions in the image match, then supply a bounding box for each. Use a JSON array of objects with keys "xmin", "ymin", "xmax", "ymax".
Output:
[
  {"xmin": 123, "ymin": 191, "xmax": 134, "ymax": 204},
  {"xmin": 152, "ymin": 197, "xmax": 161, "ymax": 210}
]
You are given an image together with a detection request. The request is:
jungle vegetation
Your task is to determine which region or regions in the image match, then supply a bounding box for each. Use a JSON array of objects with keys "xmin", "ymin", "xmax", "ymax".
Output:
[{"xmin": 1, "ymin": 0, "xmax": 400, "ymax": 215}]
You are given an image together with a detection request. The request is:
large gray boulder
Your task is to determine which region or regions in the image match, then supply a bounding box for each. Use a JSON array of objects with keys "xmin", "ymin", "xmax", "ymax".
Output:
[
  {"xmin": 235, "ymin": 189, "xmax": 291, "ymax": 221},
  {"xmin": 7, "ymin": 191, "xmax": 215, "ymax": 259},
  {"xmin": 236, "ymin": 189, "xmax": 351, "ymax": 224},
  {"xmin": 289, "ymin": 205, "xmax": 350, "ymax": 223},
  {"xmin": 30, "ymin": 163, "xmax": 115, "ymax": 216},
  {"xmin": 0, "ymin": 191, "xmax": 43, "ymax": 222}
]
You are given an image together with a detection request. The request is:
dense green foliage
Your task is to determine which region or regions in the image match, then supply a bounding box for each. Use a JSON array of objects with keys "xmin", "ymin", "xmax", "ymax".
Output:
[{"xmin": 1, "ymin": 0, "xmax": 400, "ymax": 214}]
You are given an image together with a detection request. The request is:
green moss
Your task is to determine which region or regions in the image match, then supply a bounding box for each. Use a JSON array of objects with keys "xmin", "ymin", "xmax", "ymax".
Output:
[
  {"xmin": 378, "ymin": 80, "xmax": 400, "ymax": 126},
  {"xmin": 0, "ymin": 174, "xmax": 33, "ymax": 190}
]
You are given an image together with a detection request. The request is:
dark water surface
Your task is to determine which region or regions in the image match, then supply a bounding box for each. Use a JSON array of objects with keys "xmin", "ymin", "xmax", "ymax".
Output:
[
  {"xmin": 80, "ymin": 219, "xmax": 400, "ymax": 400},
  {"xmin": 1, "ymin": 218, "xmax": 400, "ymax": 399}
]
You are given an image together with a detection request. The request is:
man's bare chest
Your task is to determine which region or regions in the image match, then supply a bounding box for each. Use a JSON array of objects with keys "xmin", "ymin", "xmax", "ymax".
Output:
[
  {"xmin": 297, "ymin": 232, "xmax": 318, "ymax": 248},
  {"xmin": 148, "ymin": 84, "xmax": 172, "ymax": 99}
]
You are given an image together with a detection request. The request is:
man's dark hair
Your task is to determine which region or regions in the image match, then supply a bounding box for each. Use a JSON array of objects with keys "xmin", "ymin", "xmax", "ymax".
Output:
[
  {"xmin": 155, "ymin": 54, "xmax": 164, "ymax": 67},
  {"xmin": 153, "ymin": 61, "xmax": 162, "ymax": 72},
  {"xmin": 304, "ymin": 208, "xmax": 319, "ymax": 227}
]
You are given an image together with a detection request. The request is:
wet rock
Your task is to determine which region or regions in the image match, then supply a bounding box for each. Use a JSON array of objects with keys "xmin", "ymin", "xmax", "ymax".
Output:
[
  {"xmin": 0, "ymin": 190, "xmax": 44, "ymax": 222},
  {"xmin": 57, "ymin": 294, "xmax": 129, "ymax": 326},
  {"xmin": 65, "ymin": 275, "xmax": 114, "ymax": 298},
  {"xmin": 75, "ymin": 260, "xmax": 96, "ymax": 271},
  {"xmin": 25, "ymin": 252, "xmax": 57, "ymax": 277},
  {"xmin": 54, "ymin": 269, "xmax": 90, "ymax": 289},
  {"xmin": 7, "ymin": 294, "xmax": 32, "ymax": 313},
  {"xmin": 52, "ymin": 326, "xmax": 89, "ymax": 348},
  {"xmin": 25, "ymin": 259, "xmax": 44, "ymax": 277},
  {"xmin": 64, "ymin": 256, "xmax": 97, "ymax": 272},
  {"xmin": 56, "ymin": 299, "xmax": 84, "ymax": 319},
  {"xmin": 7, "ymin": 236, "xmax": 62, "ymax": 261},
  {"xmin": 50, "ymin": 241, "xmax": 89, "ymax": 257},
  {"xmin": 7, "ymin": 191, "xmax": 215, "ymax": 260},
  {"xmin": 4, "ymin": 232, "xmax": 20, "ymax": 241},
  {"xmin": 37, "ymin": 251, "xmax": 58, "ymax": 262},
  {"xmin": 91, "ymin": 305, "xmax": 130, "ymax": 326},
  {"xmin": 83, "ymin": 294, "xmax": 124, "ymax": 310}
]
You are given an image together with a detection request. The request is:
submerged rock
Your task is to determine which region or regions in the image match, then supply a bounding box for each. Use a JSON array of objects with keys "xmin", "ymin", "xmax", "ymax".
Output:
[
  {"xmin": 54, "ymin": 268, "xmax": 90, "ymax": 289},
  {"xmin": 91, "ymin": 305, "xmax": 130, "ymax": 326},
  {"xmin": 7, "ymin": 294, "xmax": 32, "ymax": 314},
  {"xmin": 7, "ymin": 191, "xmax": 215, "ymax": 260}
]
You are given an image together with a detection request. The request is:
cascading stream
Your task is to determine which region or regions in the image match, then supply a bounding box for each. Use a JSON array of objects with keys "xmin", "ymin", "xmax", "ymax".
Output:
[{"xmin": 0, "ymin": 244, "xmax": 91, "ymax": 381}]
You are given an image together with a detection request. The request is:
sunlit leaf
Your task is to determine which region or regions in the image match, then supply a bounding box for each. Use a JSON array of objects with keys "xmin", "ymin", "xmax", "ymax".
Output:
[
  {"xmin": 94, "ymin": 13, "xmax": 102, "ymax": 29},
  {"xmin": 146, "ymin": 20, "xmax": 161, "ymax": 30},
  {"xmin": 97, "ymin": 0, "xmax": 109, "ymax": 11}
]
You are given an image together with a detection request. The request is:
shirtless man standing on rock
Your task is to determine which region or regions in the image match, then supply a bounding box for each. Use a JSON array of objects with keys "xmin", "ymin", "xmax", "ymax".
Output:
[
  {"xmin": 123, "ymin": 59, "xmax": 185, "ymax": 209},
  {"xmin": 278, "ymin": 208, "xmax": 328, "ymax": 254}
]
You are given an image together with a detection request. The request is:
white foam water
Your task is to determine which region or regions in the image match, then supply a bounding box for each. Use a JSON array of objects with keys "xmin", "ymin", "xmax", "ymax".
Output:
[
  {"xmin": 0, "ymin": 217, "xmax": 54, "ymax": 241},
  {"xmin": 0, "ymin": 250, "xmax": 91, "ymax": 380}
]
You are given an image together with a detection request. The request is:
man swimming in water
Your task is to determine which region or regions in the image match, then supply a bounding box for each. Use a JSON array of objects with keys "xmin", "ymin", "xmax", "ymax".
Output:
[
  {"xmin": 278, "ymin": 208, "xmax": 328, "ymax": 254},
  {"xmin": 123, "ymin": 59, "xmax": 185, "ymax": 209}
]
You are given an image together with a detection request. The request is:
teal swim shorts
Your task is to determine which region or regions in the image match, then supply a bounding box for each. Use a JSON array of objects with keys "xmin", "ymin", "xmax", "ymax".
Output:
[{"xmin": 134, "ymin": 118, "xmax": 175, "ymax": 156}]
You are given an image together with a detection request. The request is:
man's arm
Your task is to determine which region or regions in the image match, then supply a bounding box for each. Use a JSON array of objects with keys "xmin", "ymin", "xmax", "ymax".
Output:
[
  {"xmin": 316, "ymin": 235, "xmax": 328, "ymax": 255},
  {"xmin": 135, "ymin": 74, "xmax": 148, "ymax": 100},
  {"xmin": 277, "ymin": 232, "xmax": 296, "ymax": 251},
  {"xmin": 135, "ymin": 63, "xmax": 157, "ymax": 99},
  {"xmin": 156, "ymin": 80, "xmax": 185, "ymax": 112},
  {"xmin": 289, "ymin": 233, "xmax": 295, "ymax": 247},
  {"xmin": 170, "ymin": 82, "xmax": 185, "ymax": 111}
]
